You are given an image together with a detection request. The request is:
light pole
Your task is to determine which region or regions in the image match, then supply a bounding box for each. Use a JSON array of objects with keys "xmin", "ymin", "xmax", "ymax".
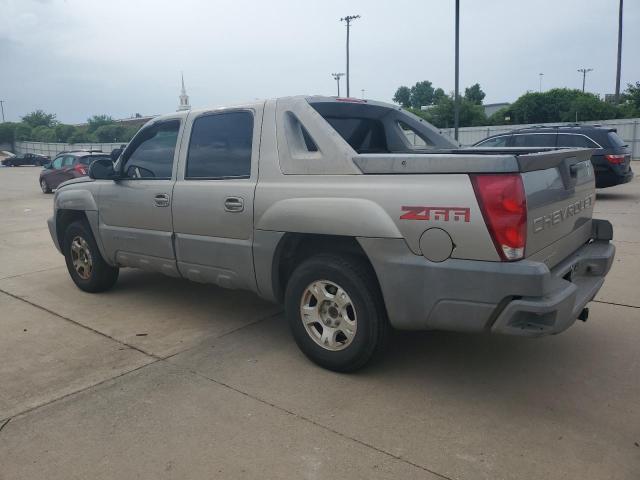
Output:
[
  {"xmin": 577, "ymin": 68, "xmax": 593, "ymax": 92},
  {"xmin": 539, "ymin": 73, "xmax": 544, "ymax": 92},
  {"xmin": 331, "ymin": 73, "xmax": 345, "ymax": 96},
  {"xmin": 361, "ymin": 89, "xmax": 365, "ymax": 99},
  {"xmin": 0, "ymin": 100, "xmax": 5, "ymax": 123},
  {"xmin": 615, "ymin": 0, "xmax": 623, "ymax": 102},
  {"xmin": 453, "ymin": 0, "xmax": 460, "ymax": 141},
  {"xmin": 340, "ymin": 14, "xmax": 360, "ymax": 97}
]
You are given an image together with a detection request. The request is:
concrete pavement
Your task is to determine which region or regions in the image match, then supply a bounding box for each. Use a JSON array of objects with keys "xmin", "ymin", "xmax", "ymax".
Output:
[{"xmin": 0, "ymin": 166, "xmax": 639, "ymax": 479}]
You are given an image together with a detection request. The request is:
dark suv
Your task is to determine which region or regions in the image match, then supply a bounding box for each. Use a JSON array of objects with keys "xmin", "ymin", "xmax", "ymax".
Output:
[
  {"xmin": 474, "ymin": 125, "xmax": 633, "ymax": 188},
  {"xmin": 39, "ymin": 151, "xmax": 111, "ymax": 193}
]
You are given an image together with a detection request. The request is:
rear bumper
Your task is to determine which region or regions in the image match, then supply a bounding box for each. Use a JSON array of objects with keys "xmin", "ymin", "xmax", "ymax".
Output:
[
  {"xmin": 595, "ymin": 167, "xmax": 633, "ymax": 188},
  {"xmin": 358, "ymin": 219, "xmax": 615, "ymax": 336}
]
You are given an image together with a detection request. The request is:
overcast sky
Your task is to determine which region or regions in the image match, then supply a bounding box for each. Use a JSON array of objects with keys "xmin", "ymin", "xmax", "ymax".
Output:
[{"xmin": 1, "ymin": 0, "xmax": 638, "ymax": 123}]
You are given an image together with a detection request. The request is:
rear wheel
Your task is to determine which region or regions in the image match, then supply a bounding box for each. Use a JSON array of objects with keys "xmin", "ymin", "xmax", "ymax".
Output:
[
  {"xmin": 40, "ymin": 178, "xmax": 51, "ymax": 194},
  {"xmin": 285, "ymin": 254, "xmax": 388, "ymax": 372},
  {"xmin": 63, "ymin": 220, "xmax": 119, "ymax": 292}
]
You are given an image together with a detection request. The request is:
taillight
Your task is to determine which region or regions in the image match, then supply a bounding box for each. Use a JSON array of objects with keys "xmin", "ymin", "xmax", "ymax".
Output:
[
  {"xmin": 74, "ymin": 164, "xmax": 88, "ymax": 175},
  {"xmin": 471, "ymin": 174, "xmax": 527, "ymax": 261},
  {"xmin": 605, "ymin": 154, "xmax": 625, "ymax": 165}
]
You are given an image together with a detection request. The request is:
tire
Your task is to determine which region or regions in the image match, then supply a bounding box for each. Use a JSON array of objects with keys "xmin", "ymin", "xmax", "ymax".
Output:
[
  {"xmin": 40, "ymin": 178, "xmax": 52, "ymax": 194},
  {"xmin": 284, "ymin": 254, "xmax": 389, "ymax": 372},
  {"xmin": 62, "ymin": 220, "xmax": 119, "ymax": 293}
]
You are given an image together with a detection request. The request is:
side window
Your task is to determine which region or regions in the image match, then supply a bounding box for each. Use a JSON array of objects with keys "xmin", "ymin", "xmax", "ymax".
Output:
[
  {"xmin": 121, "ymin": 120, "xmax": 180, "ymax": 179},
  {"xmin": 185, "ymin": 111, "xmax": 254, "ymax": 179},
  {"xmin": 478, "ymin": 136, "xmax": 509, "ymax": 147},
  {"xmin": 557, "ymin": 134, "xmax": 599, "ymax": 148},
  {"xmin": 512, "ymin": 134, "xmax": 556, "ymax": 147},
  {"xmin": 62, "ymin": 155, "xmax": 75, "ymax": 167},
  {"xmin": 398, "ymin": 121, "xmax": 433, "ymax": 149},
  {"xmin": 52, "ymin": 157, "xmax": 63, "ymax": 169}
]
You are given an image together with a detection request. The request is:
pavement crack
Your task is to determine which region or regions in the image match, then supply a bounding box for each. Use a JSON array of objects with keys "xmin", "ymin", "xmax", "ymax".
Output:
[
  {"xmin": 0, "ymin": 360, "xmax": 161, "ymax": 425},
  {"xmin": 182, "ymin": 368, "xmax": 456, "ymax": 480},
  {"xmin": 0, "ymin": 265, "xmax": 64, "ymax": 281},
  {"xmin": 593, "ymin": 299, "xmax": 640, "ymax": 310},
  {"xmin": 0, "ymin": 418, "xmax": 10, "ymax": 434},
  {"xmin": 0, "ymin": 288, "xmax": 159, "ymax": 360}
]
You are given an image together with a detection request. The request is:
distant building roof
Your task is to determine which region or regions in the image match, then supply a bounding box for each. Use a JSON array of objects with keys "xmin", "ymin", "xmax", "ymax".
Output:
[{"xmin": 483, "ymin": 102, "xmax": 510, "ymax": 117}]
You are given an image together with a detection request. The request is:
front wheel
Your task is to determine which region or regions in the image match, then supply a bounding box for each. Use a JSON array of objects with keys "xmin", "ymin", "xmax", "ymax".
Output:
[
  {"xmin": 40, "ymin": 179, "xmax": 51, "ymax": 193},
  {"xmin": 63, "ymin": 220, "xmax": 119, "ymax": 292},
  {"xmin": 285, "ymin": 254, "xmax": 389, "ymax": 372}
]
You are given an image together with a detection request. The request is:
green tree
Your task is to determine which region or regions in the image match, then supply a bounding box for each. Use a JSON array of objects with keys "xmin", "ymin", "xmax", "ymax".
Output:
[
  {"xmin": 412, "ymin": 94, "xmax": 486, "ymax": 129},
  {"xmin": 32, "ymin": 125, "xmax": 57, "ymax": 142},
  {"xmin": 14, "ymin": 124, "xmax": 33, "ymax": 141},
  {"xmin": 21, "ymin": 110, "xmax": 57, "ymax": 128},
  {"xmin": 87, "ymin": 114, "xmax": 114, "ymax": 133},
  {"xmin": 0, "ymin": 122, "xmax": 18, "ymax": 144},
  {"xmin": 93, "ymin": 124, "xmax": 127, "ymax": 142},
  {"xmin": 393, "ymin": 86, "xmax": 411, "ymax": 108},
  {"xmin": 68, "ymin": 127, "xmax": 94, "ymax": 144},
  {"xmin": 464, "ymin": 83, "xmax": 486, "ymax": 105},
  {"xmin": 410, "ymin": 80, "xmax": 436, "ymax": 108},
  {"xmin": 621, "ymin": 81, "xmax": 640, "ymax": 114},
  {"xmin": 55, "ymin": 124, "xmax": 76, "ymax": 143}
]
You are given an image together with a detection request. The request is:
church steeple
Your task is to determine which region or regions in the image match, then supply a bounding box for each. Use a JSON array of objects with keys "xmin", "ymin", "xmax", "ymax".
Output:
[{"xmin": 177, "ymin": 72, "xmax": 191, "ymax": 111}]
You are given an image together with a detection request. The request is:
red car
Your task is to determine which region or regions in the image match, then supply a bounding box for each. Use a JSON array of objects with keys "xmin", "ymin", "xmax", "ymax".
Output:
[{"xmin": 39, "ymin": 151, "xmax": 112, "ymax": 193}]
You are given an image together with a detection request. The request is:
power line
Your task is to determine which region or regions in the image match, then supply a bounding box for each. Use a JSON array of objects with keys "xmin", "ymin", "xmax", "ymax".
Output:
[{"xmin": 340, "ymin": 15, "xmax": 360, "ymax": 97}]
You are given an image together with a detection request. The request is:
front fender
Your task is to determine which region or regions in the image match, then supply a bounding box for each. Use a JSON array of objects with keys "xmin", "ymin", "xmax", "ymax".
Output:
[
  {"xmin": 55, "ymin": 188, "xmax": 98, "ymax": 211},
  {"xmin": 256, "ymin": 197, "xmax": 402, "ymax": 238}
]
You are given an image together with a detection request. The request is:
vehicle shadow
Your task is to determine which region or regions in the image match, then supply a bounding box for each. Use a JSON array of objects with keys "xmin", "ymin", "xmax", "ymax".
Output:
[{"xmin": 596, "ymin": 191, "xmax": 639, "ymax": 201}]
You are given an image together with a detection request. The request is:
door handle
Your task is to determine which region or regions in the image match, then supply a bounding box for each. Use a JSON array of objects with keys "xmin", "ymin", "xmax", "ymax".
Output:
[
  {"xmin": 224, "ymin": 197, "xmax": 244, "ymax": 212},
  {"xmin": 154, "ymin": 193, "xmax": 170, "ymax": 207}
]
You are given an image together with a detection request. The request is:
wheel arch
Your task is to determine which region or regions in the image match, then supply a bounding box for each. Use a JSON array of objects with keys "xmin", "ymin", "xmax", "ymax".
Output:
[{"xmin": 269, "ymin": 232, "xmax": 382, "ymax": 305}]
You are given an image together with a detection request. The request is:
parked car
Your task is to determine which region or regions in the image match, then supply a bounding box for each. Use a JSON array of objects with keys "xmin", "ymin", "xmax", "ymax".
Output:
[
  {"xmin": 1, "ymin": 152, "xmax": 50, "ymax": 167},
  {"xmin": 0, "ymin": 150, "xmax": 16, "ymax": 165},
  {"xmin": 39, "ymin": 151, "xmax": 111, "ymax": 193},
  {"xmin": 473, "ymin": 125, "xmax": 633, "ymax": 188},
  {"xmin": 47, "ymin": 96, "xmax": 614, "ymax": 371}
]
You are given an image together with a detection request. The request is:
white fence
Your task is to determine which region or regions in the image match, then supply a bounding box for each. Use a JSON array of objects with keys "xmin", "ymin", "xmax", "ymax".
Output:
[
  {"xmin": 13, "ymin": 117, "xmax": 640, "ymax": 161},
  {"xmin": 440, "ymin": 118, "xmax": 640, "ymax": 160},
  {"xmin": 14, "ymin": 141, "xmax": 125, "ymax": 159}
]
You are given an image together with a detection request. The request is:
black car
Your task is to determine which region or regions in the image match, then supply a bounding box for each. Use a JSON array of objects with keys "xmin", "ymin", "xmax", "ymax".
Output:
[
  {"xmin": 1, "ymin": 153, "xmax": 50, "ymax": 167},
  {"xmin": 473, "ymin": 125, "xmax": 633, "ymax": 188}
]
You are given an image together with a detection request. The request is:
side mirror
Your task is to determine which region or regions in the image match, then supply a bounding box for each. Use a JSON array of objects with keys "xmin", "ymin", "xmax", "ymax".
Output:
[
  {"xmin": 43, "ymin": 162, "xmax": 52, "ymax": 169},
  {"xmin": 89, "ymin": 158, "xmax": 119, "ymax": 180}
]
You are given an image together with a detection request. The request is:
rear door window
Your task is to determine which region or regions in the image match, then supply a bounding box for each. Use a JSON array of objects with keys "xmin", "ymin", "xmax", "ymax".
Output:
[
  {"xmin": 186, "ymin": 111, "xmax": 254, "ymax": 179},
  {"xmin": 512, "ymin": 134, "xmax": 557, "ymax": 147},
  {"xmin": 607, "ymin": 132, "xmax": 627, "ymax": 149},
  {"xmin": 557, "ymin": 134, "xmax": 599, "ymax": 148},
  {"xmin": 477, "ymin": 135, "xmax": 509, "ymax": 147}
]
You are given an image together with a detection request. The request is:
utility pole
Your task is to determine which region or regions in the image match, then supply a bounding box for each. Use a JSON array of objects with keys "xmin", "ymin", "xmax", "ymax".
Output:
[
  {"xmin": 340, "ymin": 14, "xmax": 360, "ymax": 97},
  {"xmin": 0, "ymin": 100, "xmax": 5, "ymax": 123},
  {"xmin": 577, "ymin": 68, "xmax": 593, "ymax": 92},
  {"xmin": 361, "ymin": 89, "xmax": 365, "ymax": 99},
  {"xmin": 539, "ymin": 73, "xmax": 544, "ymax": 92},
  {"xmin": 453, "ymin": 0, "xmax": 460, "ymax": 141},
  {"xmin": 331, "ymin": 73, "xmax": 345, "ymax": 96},
  {"xmin": 615, "ymin": 0, "xmax": 623, "ymax": 102}
]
